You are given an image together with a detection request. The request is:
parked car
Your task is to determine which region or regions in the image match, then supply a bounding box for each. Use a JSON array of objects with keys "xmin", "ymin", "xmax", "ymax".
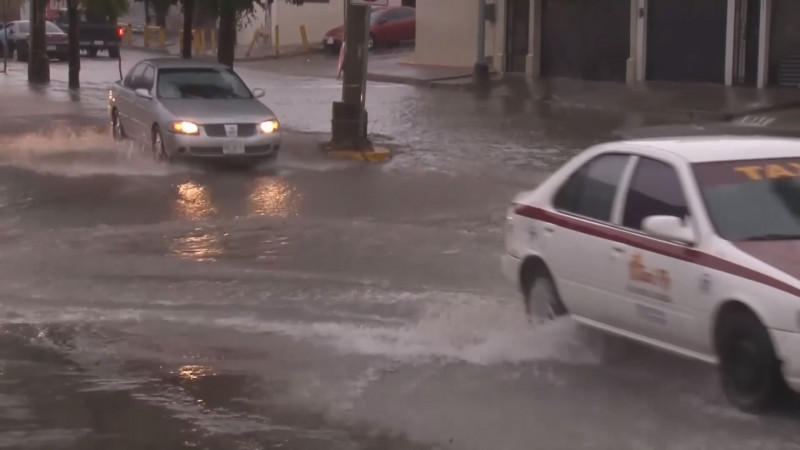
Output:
[
  {"xmin": 0, "ymin": 20, "xmax": 68, "ymax": 62},
  {"xmin": 109, "ymin": 58, "xmax": 281, "ymax": 166},
  {"xmin": 53, "ymin": 9, "xmax": 123, "ymax": 58},
  {"xmin": 503, "ymin": 135, "xmax": 800, "ymax": 413},
  {"xmin": 323, "ymin": 6, "xmax": 415, "ymax": 52}
]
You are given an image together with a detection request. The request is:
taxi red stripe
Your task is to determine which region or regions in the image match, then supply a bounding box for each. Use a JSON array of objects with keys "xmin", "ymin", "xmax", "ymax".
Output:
[{"xmin": 513, "ymin": 203, "xmax": 800, "ymax": 298}]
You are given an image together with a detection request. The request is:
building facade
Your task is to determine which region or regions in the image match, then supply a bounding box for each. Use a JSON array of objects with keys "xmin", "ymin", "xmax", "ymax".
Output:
[{"xmin": 415, "ymin": 0, "xmax": 800, "ymax": 88}]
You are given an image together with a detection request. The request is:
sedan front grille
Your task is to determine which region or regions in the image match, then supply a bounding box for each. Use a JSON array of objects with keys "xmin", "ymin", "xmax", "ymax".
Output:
[
  {"xmin": 190, "ymin": 147, "xmax": 223, "ymax": 155},
  {"xmin": 204, "ymin": 124, "xmax": 257, "ymax": 138}
]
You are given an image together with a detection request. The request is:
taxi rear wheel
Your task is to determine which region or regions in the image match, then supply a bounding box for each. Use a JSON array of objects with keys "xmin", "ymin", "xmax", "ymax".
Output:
[
  {"xmin": 524, "ymin": 270, "xmax": 567, "ymax": 323},
  {"xmin": 717, "ymin": 308, "xmax": 786, "ymax": 413}
]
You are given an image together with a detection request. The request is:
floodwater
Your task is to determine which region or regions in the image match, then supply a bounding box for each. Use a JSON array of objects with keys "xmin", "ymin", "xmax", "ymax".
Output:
[{"xmin": 0, "ymin": 50, "xmax": 798, "ymax": 449}]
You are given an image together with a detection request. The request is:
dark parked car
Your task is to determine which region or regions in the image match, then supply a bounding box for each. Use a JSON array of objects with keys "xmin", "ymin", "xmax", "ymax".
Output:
[
  {"xmin": 323, "ymin": 6, "xmax": 415, "ymax": 52},
  {"xmin": 53, "ymin": 9, "xmax": 123, "ymax": 58},
  {"xmin": 0, "ymin": 20, "xmax": 68, "ymax": 62}
]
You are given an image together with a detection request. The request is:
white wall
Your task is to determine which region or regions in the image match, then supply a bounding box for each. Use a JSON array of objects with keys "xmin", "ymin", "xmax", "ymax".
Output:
[{"xmin": 413, "ymin": 0, "xmax": 497, "ymax": 68}]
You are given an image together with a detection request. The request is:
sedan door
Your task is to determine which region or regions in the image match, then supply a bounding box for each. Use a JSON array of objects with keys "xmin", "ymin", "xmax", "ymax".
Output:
[
  {"xmin": 116, "ymin": 63, "xmax": 146, "ymax": 139},
  {"xmin": 129, "ymin": 64, "xmax": 157, "ymax": 142},
  {"xmin": 610, "ymin": 156, "xmax": 705, "ymax": 353},
  {"xmin": 540, "ymin": 153, "xmax": 635, "ymax": 325}
]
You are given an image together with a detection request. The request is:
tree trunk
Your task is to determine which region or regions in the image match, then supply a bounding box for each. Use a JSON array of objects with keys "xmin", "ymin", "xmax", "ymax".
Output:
[
  {"xmin": 217, "ymin": 2, "xmax": 235, "ymax": 68},
  {"xmin": 67, "ymin": 0, "xmax": 80, "ymax": 89},
  {"xmin": 28, "ymin": 0, "xmax": 49, "ymax": 84},
  {"xmin": 181, "ymin": 0, "xmax": 194, "ymax": 58}
]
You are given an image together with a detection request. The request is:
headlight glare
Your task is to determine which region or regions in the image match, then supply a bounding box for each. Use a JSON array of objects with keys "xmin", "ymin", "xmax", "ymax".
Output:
[
  {"xmin": 172, "ymin": 121, "xmax": 199, "ymax": 135},
  {"xmin": 259, "ymin": 120, "xmax": 279, "ymax": 134}
]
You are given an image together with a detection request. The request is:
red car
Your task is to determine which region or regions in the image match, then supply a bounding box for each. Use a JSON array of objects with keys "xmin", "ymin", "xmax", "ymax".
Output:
[{"xmin": 323, "ymin": 6, "xmax": 415, "ymax": 52}]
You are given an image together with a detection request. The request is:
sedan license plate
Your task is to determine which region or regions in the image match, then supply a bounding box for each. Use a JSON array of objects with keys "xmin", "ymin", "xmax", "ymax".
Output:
[
  {"xmin": 46, "ymin": 45, "xmax": 56, "ymax": 50},
  {"xmin": 326, "ymin": 37, "xmax": 334, "ymax": 44},
  {"xmin": 223, "ymin": 142, "xmax": 245, "ymax": 155},
  {"xmin": 94, "ymin": 40, "xmax": 104, "ymax": 45}
]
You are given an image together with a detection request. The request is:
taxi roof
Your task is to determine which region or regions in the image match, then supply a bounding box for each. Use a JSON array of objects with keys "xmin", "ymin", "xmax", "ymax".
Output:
[{"xmin": 610, "ymin": 135, "xmax": 800, "ymax": 164}]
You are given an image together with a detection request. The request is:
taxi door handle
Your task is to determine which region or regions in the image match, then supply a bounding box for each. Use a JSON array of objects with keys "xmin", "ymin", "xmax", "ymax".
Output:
[
  {"xmin": 543, "ymin": 225, "xmax": 555, "ymax": 233},
  {"xmin": 611, "ymin": 246, "xmax": 625, "ymax": 258}
]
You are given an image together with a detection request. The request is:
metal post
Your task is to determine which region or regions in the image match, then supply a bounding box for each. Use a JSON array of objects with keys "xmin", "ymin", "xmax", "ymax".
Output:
[
  {"xmin": 331, "ymin": 1, "xmax": 370, "ymax": 150},
  {"xmin": 2, "ymin": 0, "xmax": 8, "ymax": 74},
  {"xmin": 473, "ymin": 0, "xmax": 490, "ymax": 87}
]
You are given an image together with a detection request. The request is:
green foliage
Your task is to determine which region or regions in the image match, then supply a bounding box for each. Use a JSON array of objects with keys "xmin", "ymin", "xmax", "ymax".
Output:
[
  {"xmin": 81, "ymin": 0, "xmax": 130, "ymax": 21},
  {"xmin": 150, "ymin": 0, "xmax": 175, "ymax": 15}
]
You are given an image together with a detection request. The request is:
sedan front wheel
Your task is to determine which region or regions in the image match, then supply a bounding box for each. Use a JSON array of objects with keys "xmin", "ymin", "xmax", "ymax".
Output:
[{"xmin": 151, "ymin": 126, "xmax": 170, "ymax": 162}]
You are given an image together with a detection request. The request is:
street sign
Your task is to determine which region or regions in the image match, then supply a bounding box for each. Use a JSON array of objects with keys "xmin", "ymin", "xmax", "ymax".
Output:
[{"xmin": 350, "ymin": 0, "xmax": 389, "ymax": 5}]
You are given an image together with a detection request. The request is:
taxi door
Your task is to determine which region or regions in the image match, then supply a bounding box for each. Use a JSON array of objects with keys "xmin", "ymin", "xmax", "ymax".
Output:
[
  {"xmin": 611, "ymin": 156, "xmax": 704, "ymax": 352},
  {"xmin": 541, "ymin": 153, "xmax": 636, "ymax": 326}
]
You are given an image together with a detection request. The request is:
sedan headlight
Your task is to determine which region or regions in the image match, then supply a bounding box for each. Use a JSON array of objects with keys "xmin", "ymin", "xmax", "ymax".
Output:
[
  {"xmin": 259, "ymin": 120, "xmax": 279, "ymax": 134},
  {"xmin": 171, "ymin": 121, "xmax": 199, "ymax": 135}
]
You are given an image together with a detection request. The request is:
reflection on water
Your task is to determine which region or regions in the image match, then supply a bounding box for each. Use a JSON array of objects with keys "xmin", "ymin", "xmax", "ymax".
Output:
[
  {"xmin": 169, "ymin": 232, "xmax": 224, "ymax": 262},
  {"xmin": 248, "ymin": 177, "xmax": 297, "ymax": 217},
  {"xmin": 177, "ymin": 365, "xmax": 216, "ymax": 381},
  {"xmin": 175, "ymin": 182, "xmax": 216, "ymax": 220}
]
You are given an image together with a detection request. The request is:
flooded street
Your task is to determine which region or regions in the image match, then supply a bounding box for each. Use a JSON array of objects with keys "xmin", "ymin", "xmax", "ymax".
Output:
[{"xmin": 0, "ymin": 51, "xmax": 799, "ymax": 449}]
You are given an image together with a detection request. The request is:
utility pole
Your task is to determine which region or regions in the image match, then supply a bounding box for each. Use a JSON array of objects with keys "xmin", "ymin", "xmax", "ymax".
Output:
[
  {"xmin": 330, "ymin": 0, "xmax": 371, "ymax": 151},
  {"xmin": 473, "ymin": 0, "xmax": 490, "ymax": 88},
  {"xmin": 2, "ymin": 0, "xmax": 8, "ymax": 74},
  {"xmin": 28, "ymin": 0, "xmax": 50, "ymax": 84},
  {"xmin": 67, "ymin": 0, "xmax": 80, "ymax": 89}
]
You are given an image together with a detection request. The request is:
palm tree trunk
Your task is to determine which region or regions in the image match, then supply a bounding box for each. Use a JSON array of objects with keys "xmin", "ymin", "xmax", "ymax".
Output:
[
  {"xmin": 217, "ymin": 2, "xmax": 235, "ymax": 68},
  {"xmin": 181, "ymin": 0, "xmax": 194, "ymax": 58}
]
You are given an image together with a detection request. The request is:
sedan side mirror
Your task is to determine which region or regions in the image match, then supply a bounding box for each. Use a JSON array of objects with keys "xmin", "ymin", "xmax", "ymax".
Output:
[
  {"xmin": 252, "ymin": 88, "xmax": 265, "ymax": 98},
  {"xmin": 642, "ymin": 215, "xmax": 696, "ymax": 246},
  {"xmin": 134, "ymin": 88, "xmax": 152, "ymax": 99}
]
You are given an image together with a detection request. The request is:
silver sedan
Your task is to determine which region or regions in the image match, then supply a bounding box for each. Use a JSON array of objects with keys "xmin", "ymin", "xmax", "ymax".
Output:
[{"xmin": 109, "ymin": 58, "xmax": 281, "ymax": 164}]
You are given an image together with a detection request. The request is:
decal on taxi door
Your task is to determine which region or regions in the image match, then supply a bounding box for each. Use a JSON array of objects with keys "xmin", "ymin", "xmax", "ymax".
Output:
[{"xmin": 626, "ymin": 253, "xmax": 672, "ymax": 303}]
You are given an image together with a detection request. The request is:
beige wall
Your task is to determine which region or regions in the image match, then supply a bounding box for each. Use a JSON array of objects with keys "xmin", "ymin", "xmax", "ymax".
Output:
[
  {"xmin": 238, "ymin": 0, "xmax": 402, "ymax": 48},
  {"xmin": 413, "ymin": 0, "xmax": 500, "ymax": 68}
]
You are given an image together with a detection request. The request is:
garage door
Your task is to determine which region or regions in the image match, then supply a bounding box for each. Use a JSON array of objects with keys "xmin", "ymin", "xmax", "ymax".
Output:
[
  {"xmin": 540, "ymin": 0, "xmax": 630, "ymax": 82},
  {"xmin": 646, "ymin": 0, "xmax": 727, "ymax": 83},
  {"xmin": 770, "ymin": 0, "xmax": 800, "ymax": 86}
]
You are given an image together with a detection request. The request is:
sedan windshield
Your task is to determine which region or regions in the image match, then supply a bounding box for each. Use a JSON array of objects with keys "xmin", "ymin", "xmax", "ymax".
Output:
[
  {"xmin": 157, "ymin": 68, "xmax": 253, "ymax": 100},
  {"xmin": 693, "ymin": 158, "xmax": 800, "ymax": 241}
]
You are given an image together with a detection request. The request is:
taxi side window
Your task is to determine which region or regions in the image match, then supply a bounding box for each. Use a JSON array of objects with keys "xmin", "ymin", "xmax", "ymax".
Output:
[
  {"xmin": 554, "ymin": 154, "xmax": 630, "ymax": 222},
  {"xmin": 622, "ymin": 157, "xmax": 689, "ymax": 230}
]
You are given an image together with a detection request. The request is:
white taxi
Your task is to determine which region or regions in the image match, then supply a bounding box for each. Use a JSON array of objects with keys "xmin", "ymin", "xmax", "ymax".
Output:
[{"xmin": 503, "ymin": 136, "xmax": 800, "ymax": 413}]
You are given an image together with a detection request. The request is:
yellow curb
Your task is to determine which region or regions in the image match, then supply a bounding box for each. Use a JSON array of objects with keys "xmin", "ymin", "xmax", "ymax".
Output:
[{"xmin": 327, "ymin": 146, "xmax": 392, "ymax": 163}]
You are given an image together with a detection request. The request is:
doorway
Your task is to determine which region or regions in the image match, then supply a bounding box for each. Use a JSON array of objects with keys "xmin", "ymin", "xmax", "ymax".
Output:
[{"xmin": 505, "ymin": 0, "xmax": 530, "ymax": 72}]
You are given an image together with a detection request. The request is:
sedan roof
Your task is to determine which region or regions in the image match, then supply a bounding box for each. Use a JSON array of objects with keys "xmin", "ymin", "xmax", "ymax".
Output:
[
  {"xmin": 143, "ymin": 58, "xmax": 230, "ymax": 70},
  {"xmin": 603, "ymin": 135, "xmax": 800, "ymax": 164}
]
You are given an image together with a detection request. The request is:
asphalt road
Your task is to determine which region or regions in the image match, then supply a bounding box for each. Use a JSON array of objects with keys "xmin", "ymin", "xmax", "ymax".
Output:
[{"xmin": 0, "ymin": 50, "xmax": 799, "ymax": 450}]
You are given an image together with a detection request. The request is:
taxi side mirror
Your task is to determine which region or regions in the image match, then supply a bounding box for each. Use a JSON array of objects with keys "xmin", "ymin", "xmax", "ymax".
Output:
[
  {"xmin": 642, "ymin": 215, "xmax": 696, "ymax": 246},
  {"xmin": 252, "ymin": 88, "xmax": 265, "ymax": 98}
]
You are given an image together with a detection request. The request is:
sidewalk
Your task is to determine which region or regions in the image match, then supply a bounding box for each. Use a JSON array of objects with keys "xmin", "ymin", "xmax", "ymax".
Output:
[
  {"xmin": 121, "ymin": 32, "xmax": 322, "ymax": 62},
  {"xmin": 237, "ymin": 49, "xmax": 800, "ymax": 121}
]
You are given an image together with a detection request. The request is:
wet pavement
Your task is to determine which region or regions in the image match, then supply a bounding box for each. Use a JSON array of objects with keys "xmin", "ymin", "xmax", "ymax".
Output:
[{"xmin": 1, "ymin": 50, "xmax": 800, "ymax": 450}]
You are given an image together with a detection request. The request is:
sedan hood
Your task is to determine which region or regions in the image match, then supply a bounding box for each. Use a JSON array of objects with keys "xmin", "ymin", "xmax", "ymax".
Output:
[
  {"xmin": 734, "ymin": 241, "xmax": 800, "ymax": 279},
  {"xmin": 161, "ymin": 99, "xmax": 275, "ymax": 124}
]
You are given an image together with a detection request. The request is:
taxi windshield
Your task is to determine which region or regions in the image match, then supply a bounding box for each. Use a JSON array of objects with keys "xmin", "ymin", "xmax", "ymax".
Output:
[{"xmin": 693, "ymin": 158, "xmax": 800, "ymax": 241}]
